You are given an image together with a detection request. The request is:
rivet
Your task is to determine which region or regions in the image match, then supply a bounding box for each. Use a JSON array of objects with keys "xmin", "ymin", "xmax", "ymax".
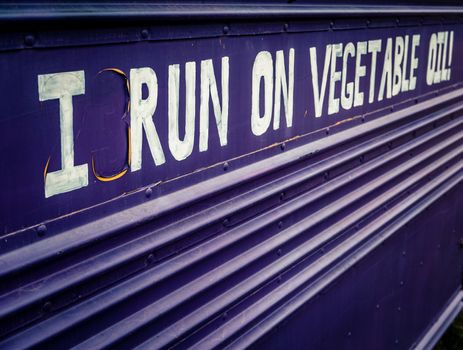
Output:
[
  {"xmin": 223, "ymin": 25, "xmax": 230, "ymax": 34},
  {"xmin": 280, "ymin": 192, "xmax": 285, "ymax": 201},
  {"xmin": 37, "ymin": 224, "xmax": 47, "ymax": 237},
  {"xmin": 347, "ymin": 331, "xmax": 352, "ymax": 337},
  {"xmin": 223, "ymin": 218, "xmax": 230, "ymax": 227},
  {"xmin": 24, "ymin": 34, "xmax": 35, "ymax": 46},
  {"xmin": 145, "ymin": 187, "xmax": 153, "ymax": 198},
  {"xmin": 223, "ymin": 162, "xmax": 229, "ymax": 171},
  {"xmin": 329, "ymin": 21, "xmax": 334, "ymax": 28},
  {"xmin": 278, "ymin": 221, "xmax": 283, "ymax": 229},
  {"xmin": 146, "ymin": 253, "xmax": 155, "ymax": 265},
  {"xmin": 222, "ymin": 312, "xmax": 228, "ymax": 320},
  {"xmin": 376, "ymin": 304, "xmax": 380, "ymax": 309},
  {"xmin": 141, "ymin": 29, "xmax": 149, "ymax": 39},
  {"xmin": 397, "ymin": 306, "xmax": 401, "ymax": 312},
  {"xmin": 325, "ymin": 127, "xmax": 330, "ymax": 135},
  {"xmin": 396, "ymin": 18, "xmax": 400, "ymax": 25},
  {"xmin": 43, "ymin": 301, "xmax": 52, "ymax": 312},
  {"xmin": 277, "ymin": 248, "xmax": 282, "ymax": 256},
  {"xmin": 402, "ymin": 251, "xmax": 406, "ymax": 256},
  {"xmin": 366, "ymin": 19, "xmax": 371, "ymax": 26},
  {"xmin": 280, "ymin": 142, "xmax": 286, "ymax": 151},
  {"xmin": 284, "ymin": 23, "xmax": 289, "ymax": 31},
  {"xmin": 400, "ymin": 281, "xmax": 404, "ymax": 286}
]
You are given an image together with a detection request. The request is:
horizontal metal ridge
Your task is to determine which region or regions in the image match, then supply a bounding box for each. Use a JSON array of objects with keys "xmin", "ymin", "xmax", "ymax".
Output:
[
  {"xmin": 80, "ymin": 137, "xmax": 463, "ymax": 350},
  {"xmin": 414, "ymin": 291, "xmax": 463, "ymax": 350},
  {"xmin": 1, "ymin": 104, "xmax": 461, "ymax": 328},
  {"xmin": 226, "ymin": 170, "xmax": 463, "ymax": 349},
  {"xmin": 200, "ymin": 162, "xmax": 463, "ymax": 350},
  {"xmin": 2, "ymin": 115, "xmax": 461, "ymax": 349},
  {"xmin": 2, "ymin": 87, "xmax": 462, "ymax": 280},
  {"xmin": 0, "ymin": 3, "xmax": 462, "ymax": 23}
]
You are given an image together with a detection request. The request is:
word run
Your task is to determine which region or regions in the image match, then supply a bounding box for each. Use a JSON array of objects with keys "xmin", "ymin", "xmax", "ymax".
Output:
[{"xmin": 38, "ymin": 58, "xmax": 229, "ymax": 197}]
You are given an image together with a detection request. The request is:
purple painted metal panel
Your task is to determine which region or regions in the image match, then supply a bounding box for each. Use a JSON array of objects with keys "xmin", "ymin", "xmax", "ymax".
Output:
[
  {"xmin": 0, "ymin": 2, "xmax": 462, "ymax": 349},
  {"xmin": 1, "ymin": 21, "xmax": 461, "ymax": 237}
]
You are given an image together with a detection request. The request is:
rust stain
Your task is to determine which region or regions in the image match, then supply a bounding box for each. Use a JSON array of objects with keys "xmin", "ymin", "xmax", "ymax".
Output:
[
  {"xmin": 332, "ymin": 116, "xmax": 355, "ymax": 126},
  {"xmin": 43, "ymin": 156, "xmax": 51, "ymax": 182},
  {"xmin": 92, "ymin": 158, "xmax": 128, "ymax": 182}
]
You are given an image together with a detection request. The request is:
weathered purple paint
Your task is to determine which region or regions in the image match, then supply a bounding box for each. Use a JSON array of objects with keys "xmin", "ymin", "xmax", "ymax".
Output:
[{"xmin": 0, "ymin": 3, "xmax": 462, "ymax": 350}]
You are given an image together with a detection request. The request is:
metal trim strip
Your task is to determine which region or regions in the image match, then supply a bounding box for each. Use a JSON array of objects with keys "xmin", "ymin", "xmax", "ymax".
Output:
[
  {"xmin": 1, "ymin": 3, "xmax": 463, "ymax": 23},
  {"xmin": 414, "ymin": 291, "xmax": 463, "ymax": 350}
]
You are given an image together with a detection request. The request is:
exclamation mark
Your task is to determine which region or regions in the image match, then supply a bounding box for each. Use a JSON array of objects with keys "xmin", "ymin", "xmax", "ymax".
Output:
[
  {"xmin": 442, "ymin": 32, "xmax": 448, "ymax": 81},
  {"xmin": 448, "ymin": 31, "xmax": 454, "ymax": 80}
]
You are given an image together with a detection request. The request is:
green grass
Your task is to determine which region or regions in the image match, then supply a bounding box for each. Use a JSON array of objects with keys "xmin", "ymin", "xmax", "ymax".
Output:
[{"xmin": 434, "ymin": 311, "xmax": 463, "ymax": 350}]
